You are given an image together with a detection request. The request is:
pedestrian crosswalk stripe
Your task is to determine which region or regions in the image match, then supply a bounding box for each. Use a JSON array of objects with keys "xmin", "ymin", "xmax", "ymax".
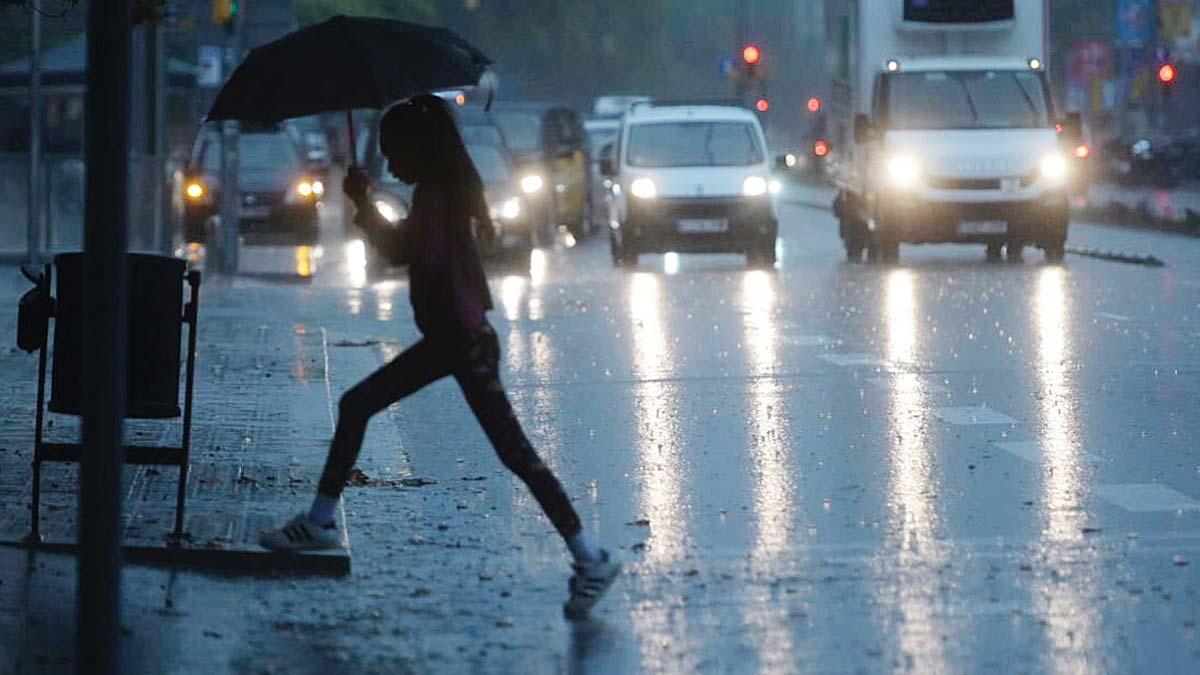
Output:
[
  {"xmin": 1095, "ymin": 483, "xmax": 1200, "ymax": 513},
  {"xmin": 993, "ymin": 441, "xmax": 1102, "ymax": 464},
  {"xmin": 934, "ymin": 406, "xmax": 1017, "ymax": 426},
  {"xmin": 819, "ymin": 353, "xmax": 881, "ymax": 367}
]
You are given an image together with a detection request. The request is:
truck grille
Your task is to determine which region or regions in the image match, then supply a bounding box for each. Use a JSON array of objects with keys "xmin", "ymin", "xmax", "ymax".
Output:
[{"xmin": 925, "ymin": 176, "xmax": 1001, "ymax": 190}]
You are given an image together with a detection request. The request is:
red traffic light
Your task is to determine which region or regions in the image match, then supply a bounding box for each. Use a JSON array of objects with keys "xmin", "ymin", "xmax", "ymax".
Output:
[
  {"xmin": 813, "ymin": 140, "xmax": 830, "ymax": 157},
  {"xmin": 1073, "ymin": 143, "xmax": 1091, "ymax": 159},
  {"xmin": 1159, "ymin": 63, "xmax": 1178, "ymax": 84},
  {"xmin": 742, "ymin": 45, "xmax": 762, "ymax": 66},
  {"xmin": 806, "ymin": 97, "xmax": 822, "ymax": 113},
  {"xmin": 754, "ymin": 98, "xmax": 771, "ymax": 112}
]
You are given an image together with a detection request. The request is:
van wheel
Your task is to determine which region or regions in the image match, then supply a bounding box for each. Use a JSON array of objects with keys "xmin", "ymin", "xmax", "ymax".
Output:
[
  {"xmin": 1044, "ymin": 240, "xmax": 1066, "ymax": 263},
  {"xmin": 986, "ymin": 243, "xmax": 1003, "ymax": 263}
]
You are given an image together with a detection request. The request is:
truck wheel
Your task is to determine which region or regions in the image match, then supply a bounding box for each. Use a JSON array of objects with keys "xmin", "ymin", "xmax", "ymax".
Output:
[
  {"xmin": 618, "ymin": 246, "xmax": 639, "ymax": 268},
  {"xmin": 986, "ymin": 243, "xmax": 1003, "ymax": 263},
  {"xmin": 845, "ymin": 240, "xmax": 865, "ymax": 262},
  {"xmin": 1005, "ymin": 242, "xmax": 1025, "ymax": 263},
  {"xmin": 840, "ymin": 216, "xmax": 868, "ymax": 262},
  {"xmin": 747, "ymin": 239, "xmax": 777, "ymax": 267},
  {"xmin": 1044, "ymin": 240, "xmax": 1066, "ymax": 263},
  {"xmin": 870, "ymin": 235, "xmax": 899, "ymax": 264}
]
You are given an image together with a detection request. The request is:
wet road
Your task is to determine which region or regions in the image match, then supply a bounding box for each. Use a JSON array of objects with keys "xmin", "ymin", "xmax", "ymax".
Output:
[{"xmin": 6, "ymin": 190, "xmax": 1200, "ymax": 673}]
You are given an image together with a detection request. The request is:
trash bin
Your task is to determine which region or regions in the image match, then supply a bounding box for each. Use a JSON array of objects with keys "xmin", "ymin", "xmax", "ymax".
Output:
[{"xmin": 48, "ymin": 252, "xmax": 187, "ymax": 419}]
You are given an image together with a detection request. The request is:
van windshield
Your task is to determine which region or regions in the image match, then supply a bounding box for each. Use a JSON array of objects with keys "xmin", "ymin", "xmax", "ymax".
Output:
[
  {"xmin": 626, "ymin": 122, "xmax": 763, "ymax": 168},
  {"xmin": 883, "ymin": 70, "xmax": 1052, "ymax": 130}
]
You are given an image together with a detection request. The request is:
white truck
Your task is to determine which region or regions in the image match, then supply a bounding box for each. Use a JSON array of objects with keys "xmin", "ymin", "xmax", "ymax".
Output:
[{"xmin": 824, "ymin": 0, "xmax": 1078, "ymax": 263}]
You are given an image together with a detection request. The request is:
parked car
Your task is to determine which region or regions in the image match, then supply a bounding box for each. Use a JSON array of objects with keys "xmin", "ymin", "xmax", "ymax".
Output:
[
  {"xmin": 585, "ymin": 117, "xmax": 621, "ymax": 232},
  {"xmin": 601, "ymin": 103, "xmax": 779, "ymax": 267},
  {"xmin": 183, "ymin": 124, "xmax": 323, "ymax": 246},
  {"xmin": 489, "ymin": 102, "xmax": 591, "ymax": 240}
]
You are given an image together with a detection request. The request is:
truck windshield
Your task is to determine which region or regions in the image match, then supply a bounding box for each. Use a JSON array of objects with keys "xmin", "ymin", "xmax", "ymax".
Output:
[
  {"xmin": 627, "ymin": 122, "xmax": 763, "ymax": 168},
  {"xmin": 883, "ymin": 70, "xmax": 1051, "ymax": 130}
]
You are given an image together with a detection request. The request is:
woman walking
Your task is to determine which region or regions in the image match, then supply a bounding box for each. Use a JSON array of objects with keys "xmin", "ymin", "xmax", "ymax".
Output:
[{"xmin": 260, "ymin": 95, "xmax": 620, "ymax": 618}]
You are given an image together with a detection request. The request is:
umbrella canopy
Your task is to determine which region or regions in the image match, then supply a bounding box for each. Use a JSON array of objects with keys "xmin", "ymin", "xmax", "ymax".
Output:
[{"xmin": 207, "ymin": 15, "xmax": 491, "ymax": 124}]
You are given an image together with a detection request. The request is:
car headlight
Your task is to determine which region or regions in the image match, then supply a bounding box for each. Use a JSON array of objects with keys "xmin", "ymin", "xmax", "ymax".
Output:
[
  {"xmin": 374, "ymin": 199, "xmax": 404, "ymax": 223},
  {"xmin": 520, "ymin": 174, "xmax": 544, "ymax": 194},
  {"xmin": 742, "ymin": 176, "xmax": 769, "ymax": 197},
  {"xmin": 630, "ymin": 177, "xmax": 657, "ymax": 199},
  {"xmin": 768, "ymin": 179, "xmax": 782, "ymax": 195},
  {"xmin": 1039, "ymin": 153, "xmax": 1068, "ymax": 181},
  {"xmin": 295, "ymin": 180, "xmax": 314, "ymax": 198},
  {"xmin": 886, "ymin": 155, "xmax": 921, "ymax": 188},
  {"xmin": 499, "ymin": 197, "xmax": 521, "ymax": 220},
  {"xmin": 311, "ymin": 180, "xmax": 325, "ymax": 196},
  {"xmin": 184, "ymin": 180, "xmax": 207, "ymax": 202}
]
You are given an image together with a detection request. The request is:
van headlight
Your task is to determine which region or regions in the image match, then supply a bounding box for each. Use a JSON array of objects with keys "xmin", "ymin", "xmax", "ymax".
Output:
[
  {"xmin": 742, "ymin": 176, "xmax": 768, "ymax": 197},
  {"xmin": 374, "ymin": 199, "xmax": 405, "ymax": 224},
  {"xmin": 1039, "ymin": 153, "xmax": 1068, "ymax": 182},
  {"xmin": 886, "ymin": 155, "xmax": 921, "ymax": 188},
  {"xmin": 630, "ymin": 177, "xmax": 658, "ymax": 199},
  {"xmin": 520, "ymin": 174, "xmax": 544, "ymax": 194}
]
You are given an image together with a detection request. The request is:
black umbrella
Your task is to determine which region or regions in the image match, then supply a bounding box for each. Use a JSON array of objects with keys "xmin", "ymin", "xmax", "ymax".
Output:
[{"xmin": 207, "ymin": 15, "xmax": 492, "ymax": 163}]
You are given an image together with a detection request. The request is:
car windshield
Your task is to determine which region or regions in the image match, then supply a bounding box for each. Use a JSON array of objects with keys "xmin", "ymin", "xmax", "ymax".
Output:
[
  {"xmin": 461, "ymin": 125, "xmax": 506, "ymax": 147},
  {"xmin": 467, "ymin": 144, "xmax": 512, "ymax": 183},
  {"xmin": 626, "ymin": 122, "xmax": 763, "ymax": 168},
  {"xmin": 491, "ymin": 111, "xmax": 542, "ymax": 153},
  {"xmin": 884, "ymin": 70, "xmax": 1052, "ymax": 130},
  {"xmin": 202, "ymin": 133, "xmax": 301, "ymax": 172}
]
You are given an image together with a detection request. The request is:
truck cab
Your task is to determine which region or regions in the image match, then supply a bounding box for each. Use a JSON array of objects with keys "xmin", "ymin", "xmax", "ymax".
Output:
[{"xmin": 827, "ymin": 0, "xmax": 1073, "ymax": 263}]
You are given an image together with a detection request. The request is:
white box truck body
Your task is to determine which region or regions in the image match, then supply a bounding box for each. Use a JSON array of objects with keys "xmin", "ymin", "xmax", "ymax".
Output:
[{"xmin": 824, "ymin": 0, "xmax": 1072, "ymax": 262}]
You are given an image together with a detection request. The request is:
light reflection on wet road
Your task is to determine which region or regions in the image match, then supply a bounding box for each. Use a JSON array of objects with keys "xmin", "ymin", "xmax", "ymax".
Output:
[{"xmin": 317, "ymin": 196, "xmax": 1200, "ymax": 672}]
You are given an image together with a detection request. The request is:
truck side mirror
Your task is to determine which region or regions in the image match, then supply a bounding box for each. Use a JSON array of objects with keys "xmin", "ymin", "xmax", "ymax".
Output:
[
  {"xmin": 598, "ymin": 143, "xmax": 615, "ymax": 177},
  {"xmin": 853, "ymin": 114, "xmax": 874, "ymax": 144}
]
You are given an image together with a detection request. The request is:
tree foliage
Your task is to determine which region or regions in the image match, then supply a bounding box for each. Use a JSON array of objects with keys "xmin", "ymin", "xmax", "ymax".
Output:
[{"xmin": 292, "ymin": 0, "xmax": 738, "ymax": 108}]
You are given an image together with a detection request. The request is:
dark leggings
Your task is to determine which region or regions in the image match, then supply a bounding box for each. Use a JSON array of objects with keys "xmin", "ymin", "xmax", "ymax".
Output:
[{"xmin": 317, "ymin": 323, "xmax": 582, "ymax": 539}]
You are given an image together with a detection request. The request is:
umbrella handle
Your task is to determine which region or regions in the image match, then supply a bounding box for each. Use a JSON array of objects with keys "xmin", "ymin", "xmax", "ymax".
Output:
[{"xmin": 346, "ymin": 109, "xmax": 357, "ymax": 168}]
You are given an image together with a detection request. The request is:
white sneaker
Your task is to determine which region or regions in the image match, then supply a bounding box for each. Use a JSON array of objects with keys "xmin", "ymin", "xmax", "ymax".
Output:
[
  {"xmin": 564, "ymin": 549, "xmax": 621, "ymax": 619},
  {"xmin": 259, "ymin": 512, "xmax": 341, "ymax": 552}
]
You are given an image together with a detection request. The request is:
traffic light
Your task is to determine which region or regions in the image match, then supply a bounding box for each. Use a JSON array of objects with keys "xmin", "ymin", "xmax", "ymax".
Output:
[
  {"xmin": 754, "ymin": 97, "xmax": 771, "ymax": 113},
  {"xmin": 213, "ymin": 0, "xmax": 240, "ymax": 26},
  {"xmin": 806, "ymin": 97, "xmax": 822, "ymax": 113},
  {"xmin": 1159, "ymin": 62, "xmax": 1178, "ymax": 97},
  {"xmin": 742, "ymin": 44, "xmax": 762, "ymax": 66}
]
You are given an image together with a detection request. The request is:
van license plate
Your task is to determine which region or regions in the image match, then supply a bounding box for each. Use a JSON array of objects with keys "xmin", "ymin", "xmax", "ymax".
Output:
[
  {"xmin": 677, "ymin": 219, "xmax": 728, "ymax": 233},
  {"xmin": 958, "ymin": 220, "xmax": 1007, "ymax": 235}
]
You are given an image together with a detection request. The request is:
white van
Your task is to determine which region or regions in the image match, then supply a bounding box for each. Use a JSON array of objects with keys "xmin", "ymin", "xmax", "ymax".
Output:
[{"xmin": 599, "ymin": 104, "xmax": 779, "ymax": 267}]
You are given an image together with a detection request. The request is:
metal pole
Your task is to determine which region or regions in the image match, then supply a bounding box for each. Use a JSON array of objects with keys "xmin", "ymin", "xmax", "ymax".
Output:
[
  {"xmin": 149, "ymin": 22, "xmax": 168, "ymax": 254},
  {"xmin": 217, "ymin": 30, "xmax": 241, "ymax": 274},
  {"xmin": 79, "ymin": 1, "xmax": 131, "ymax": 673},
  {"xmin": 27, "ymin": 7, "xmax": 42, "ymax": 263}
]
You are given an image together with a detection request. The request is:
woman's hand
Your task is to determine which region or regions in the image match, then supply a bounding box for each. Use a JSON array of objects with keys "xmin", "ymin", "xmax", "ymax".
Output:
[{"xmin": 342, "ymin": 167, "xmax": 370, "ymax": 210}]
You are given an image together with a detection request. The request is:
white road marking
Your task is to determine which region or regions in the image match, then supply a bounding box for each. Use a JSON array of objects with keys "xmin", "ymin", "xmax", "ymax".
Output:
[
  {"xmin": 935, "ymin": 406, "xmax": 1017, "ymax": 425},
  {"xmin": 785, "ymin": 334, "xmax": 836, "ymax": 348},
  {"xmin": 1094, "ymin": 312, "xmax": 1132, "ymax": 322},
  {"xmin": 993, "ymin": 441, "xmax": 1102, "ymax": 464},
  {"xmin": 820, "ymin": 353, "xmax": 881, "ymax": 367},
  {"xmin": 867, "ymin": 376, "xmax": 949, "ymax": 393},
  {"xmin": 1095, "ymin": 483, "xmax": 1200, "ymax": 513}
]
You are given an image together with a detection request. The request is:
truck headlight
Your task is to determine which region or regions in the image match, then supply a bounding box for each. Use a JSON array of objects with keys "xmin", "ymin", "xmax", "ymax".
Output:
[
  {"xmin": 374, "ymin": 199, "xmax": 404, "ymax": 223},
  {"xmin": 1039, "ymin": 153, "xmax": 1068, "ymax": 182},
  {"xmin": 520, "ymin": 174, "xmax": 544, "ymax": 194},
  {"xmin": 886, "ymin": 155, "xmax": 921, "ymax": 188},
  {"xmin": 742, "ymin": 176, "xmax": 768, "ymax": 197},
  {"xmin": 630, "ymin": 177, "xmax": 658, "ymax": 199}
]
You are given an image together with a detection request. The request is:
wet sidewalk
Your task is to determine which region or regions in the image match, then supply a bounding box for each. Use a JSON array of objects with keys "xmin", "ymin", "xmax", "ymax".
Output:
[{"xmin": 0, "ymin": 274, "xmax": 352, "ymax": 573}]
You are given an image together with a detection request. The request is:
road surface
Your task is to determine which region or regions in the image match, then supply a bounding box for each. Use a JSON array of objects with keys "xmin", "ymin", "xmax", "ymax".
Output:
[{"xmin": 2, "ymin": 190, "xmax": 1199, "ymax": 674}]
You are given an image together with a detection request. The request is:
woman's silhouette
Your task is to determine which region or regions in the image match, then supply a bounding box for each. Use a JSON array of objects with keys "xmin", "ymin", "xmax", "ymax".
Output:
[{"xmin": 260, "ymin": 95, "xmax": 620, "ymax": 618}]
